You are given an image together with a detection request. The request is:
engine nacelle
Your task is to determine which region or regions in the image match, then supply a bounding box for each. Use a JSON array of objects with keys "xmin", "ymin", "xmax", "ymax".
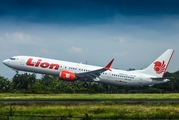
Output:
[{"xmin": 59, "ymin": 70, "xmax": 76, "ymax": 82}]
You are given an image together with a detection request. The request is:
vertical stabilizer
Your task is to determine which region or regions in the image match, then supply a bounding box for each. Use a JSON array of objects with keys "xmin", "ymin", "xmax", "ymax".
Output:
[{"xmin": 141, "ymin": 49, "xmax": 174, "ymax": 77}]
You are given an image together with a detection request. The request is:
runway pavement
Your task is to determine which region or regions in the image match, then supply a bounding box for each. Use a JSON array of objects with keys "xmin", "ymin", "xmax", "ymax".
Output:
[{"xmin": 0, "ymin": 99, "xmax": 179, "ymax": 103}]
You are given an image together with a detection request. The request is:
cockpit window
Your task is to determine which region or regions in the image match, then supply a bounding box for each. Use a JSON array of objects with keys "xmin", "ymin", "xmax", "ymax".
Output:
[{"xmin": 10, "ymin": 58, "xmax": 16, "ymax": 60}]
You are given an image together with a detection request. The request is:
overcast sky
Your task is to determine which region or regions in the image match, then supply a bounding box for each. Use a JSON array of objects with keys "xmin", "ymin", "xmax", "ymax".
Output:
[{"xmin": 0, "ymin": 0, "xmax": 179, "ymax": 78}]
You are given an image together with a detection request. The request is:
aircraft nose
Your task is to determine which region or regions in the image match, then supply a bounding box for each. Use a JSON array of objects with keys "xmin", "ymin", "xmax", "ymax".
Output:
[{"xmin": 3, "ymin": 59, "xmax": 9, "ymax": 65}]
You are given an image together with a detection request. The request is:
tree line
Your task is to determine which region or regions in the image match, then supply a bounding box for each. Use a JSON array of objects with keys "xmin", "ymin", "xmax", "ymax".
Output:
[{"xmin": 0, "ymin": 71, "xmax": 179, "ymax": 93}]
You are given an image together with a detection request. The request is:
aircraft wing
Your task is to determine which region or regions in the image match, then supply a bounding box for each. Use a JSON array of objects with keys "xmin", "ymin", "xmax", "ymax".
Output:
[{"xmin": 76, "ymin": 59, "xmax": 114, "ymax": 82}]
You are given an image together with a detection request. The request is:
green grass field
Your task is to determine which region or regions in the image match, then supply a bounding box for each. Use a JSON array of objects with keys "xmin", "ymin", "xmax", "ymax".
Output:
[
  {"xmin": 0, "ymin": 93, "xmax": 178, "ymax": 100},
  {"xmin": 0, "ymin": 93, "xmax": 179, "ymax": 119},
  {"xmin": 0, "ymin": 102, "xmax": 179, "ymax": 119}
]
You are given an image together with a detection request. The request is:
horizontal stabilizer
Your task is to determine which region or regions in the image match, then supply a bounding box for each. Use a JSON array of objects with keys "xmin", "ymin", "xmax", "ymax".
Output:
[{"xmin": 151, "ymin": 77, "xmax": 173, "ymax": 81}]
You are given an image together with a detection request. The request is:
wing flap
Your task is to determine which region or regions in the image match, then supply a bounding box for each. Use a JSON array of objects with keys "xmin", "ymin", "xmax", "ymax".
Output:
[{"xmin": 76, "ymin": 59, "xmax": 114, "ymax": 81}]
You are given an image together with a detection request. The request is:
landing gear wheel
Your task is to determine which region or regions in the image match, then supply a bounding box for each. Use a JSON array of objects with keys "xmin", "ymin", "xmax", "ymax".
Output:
[
  {"xmin": 15, "ymin": 71, "xmax": 19, "ymax": 75},
  {"xmin": 83, "ymin": 83, "xmax": 88, "ymax": 88}
]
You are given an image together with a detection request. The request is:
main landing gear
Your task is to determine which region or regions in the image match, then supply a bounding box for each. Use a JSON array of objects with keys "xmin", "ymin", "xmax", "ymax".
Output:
[
  {"xmin": 73, "ymin": 81, "xmax": 89, "ymax": 88},
  {"xmin": 83, "ymin": 82, "xmax": 88, "ymax": 88},
  {"xmin": 15, "ymin": 70, "xmax": 19, "ymax": 75}
]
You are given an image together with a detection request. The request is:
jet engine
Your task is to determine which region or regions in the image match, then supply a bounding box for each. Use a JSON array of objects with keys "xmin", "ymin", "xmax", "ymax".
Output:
[{"xmin": 59, "ymin": 70, "xmax": 76, "ymax": 82}]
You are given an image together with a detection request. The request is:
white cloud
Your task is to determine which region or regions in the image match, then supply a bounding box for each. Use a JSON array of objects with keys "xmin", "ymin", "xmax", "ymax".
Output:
[
  {"xmin": 5, "ymin": 32, "xmax": 31, "ymax": 44},
  {"xmin": 0, "ymin": 49, "xmax": 19, "ymax": 56},
  {"xmin": 31, "ymin": 49, "xmax": 58, "ymax": 57},
  {"xmin": 59, "ymin": 38, "xmax": 75, "ymax": 44},
  {"xmin": 0, "ymin": 37, "xmax": 5, "ymax": 41},
  {"xmin": 114, "ymin": 36, "xmax": 128, "ymax": 43},
  {"xmin": 39, "ymin": 49, "xmax": 51, "ymax": 54},
  {"xmin": 4, "ymin": 32, "xmax": 46, "ymax": 47},
  {"xmin": 68, "ymin": 46, "xmax": 83, "ymax": 53},
  {"xmin": 113, "ymin": 51, "xmax": 128, "ymax": 57}
]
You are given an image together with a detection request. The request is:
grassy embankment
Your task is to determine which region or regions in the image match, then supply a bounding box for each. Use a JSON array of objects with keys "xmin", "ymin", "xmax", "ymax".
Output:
[
  {"xmin": 0, "ymin": 93, "xmax": 178, "ymax": 100},
  {"xmin": 0, "ymin": 93, "xmax": 178, "ymax": 119}
]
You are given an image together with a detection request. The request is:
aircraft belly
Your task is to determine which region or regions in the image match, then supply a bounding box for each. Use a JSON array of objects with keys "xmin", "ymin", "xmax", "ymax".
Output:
[
  {"xmin": 23, "ymin": 66, "xmax": 59, "ymax": 76},
  {"xmin": 100, "ymin": 77, "xmax": 137, "ymax": 86}
]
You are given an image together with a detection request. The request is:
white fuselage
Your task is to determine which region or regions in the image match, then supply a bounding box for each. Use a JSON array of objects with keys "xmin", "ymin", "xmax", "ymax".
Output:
[{"xmin": 3, "ymin": 56, "xmax": 168, "ymax": 87}]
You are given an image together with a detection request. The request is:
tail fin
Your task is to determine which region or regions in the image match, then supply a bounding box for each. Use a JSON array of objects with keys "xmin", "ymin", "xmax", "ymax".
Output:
[{"xmin": 141, "ymin": 49, "xmax": 174, "ymax": 77}]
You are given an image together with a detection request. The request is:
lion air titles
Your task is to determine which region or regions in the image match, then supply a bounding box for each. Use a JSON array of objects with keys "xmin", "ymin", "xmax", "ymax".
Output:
[{"xmin": 26, "ymin": 58, "xmax": 59, "ymax": 70}]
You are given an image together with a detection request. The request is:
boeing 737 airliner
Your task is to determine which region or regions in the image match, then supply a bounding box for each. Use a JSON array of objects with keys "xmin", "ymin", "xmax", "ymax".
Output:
[{"xmin": 3, "ymin": 49, "xmax": 174, "ymax": 87}]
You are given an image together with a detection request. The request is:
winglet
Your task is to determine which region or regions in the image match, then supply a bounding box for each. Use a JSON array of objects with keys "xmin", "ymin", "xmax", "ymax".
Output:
[{"xmin": 105, "ymin": 58, "xmax": 114, "ymax": 71}]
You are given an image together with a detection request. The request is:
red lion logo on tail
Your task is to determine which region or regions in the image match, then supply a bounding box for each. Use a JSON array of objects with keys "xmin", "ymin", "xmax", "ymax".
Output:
[{"xmin": 154, "ymin": 61, "xmax": 166, "ymax": 74}]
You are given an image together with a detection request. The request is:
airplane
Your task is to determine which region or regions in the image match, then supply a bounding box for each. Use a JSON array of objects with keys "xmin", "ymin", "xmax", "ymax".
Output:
[{"xmin": 3, "ymin": 49, "xmax": 174, "ymax": 87}]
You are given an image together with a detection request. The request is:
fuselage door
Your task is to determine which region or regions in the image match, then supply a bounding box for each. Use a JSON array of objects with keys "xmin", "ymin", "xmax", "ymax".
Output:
[
  {"xmin": 20, "ymin": 57, "xmax": 25, "ymax": 65},
  {"xmin": 107, "ymin": 71, "xmax": 112, "ymax": 78},
  {"xmin": 138, "ymin": 75, "xmax": 143, "ymax": 85}
]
